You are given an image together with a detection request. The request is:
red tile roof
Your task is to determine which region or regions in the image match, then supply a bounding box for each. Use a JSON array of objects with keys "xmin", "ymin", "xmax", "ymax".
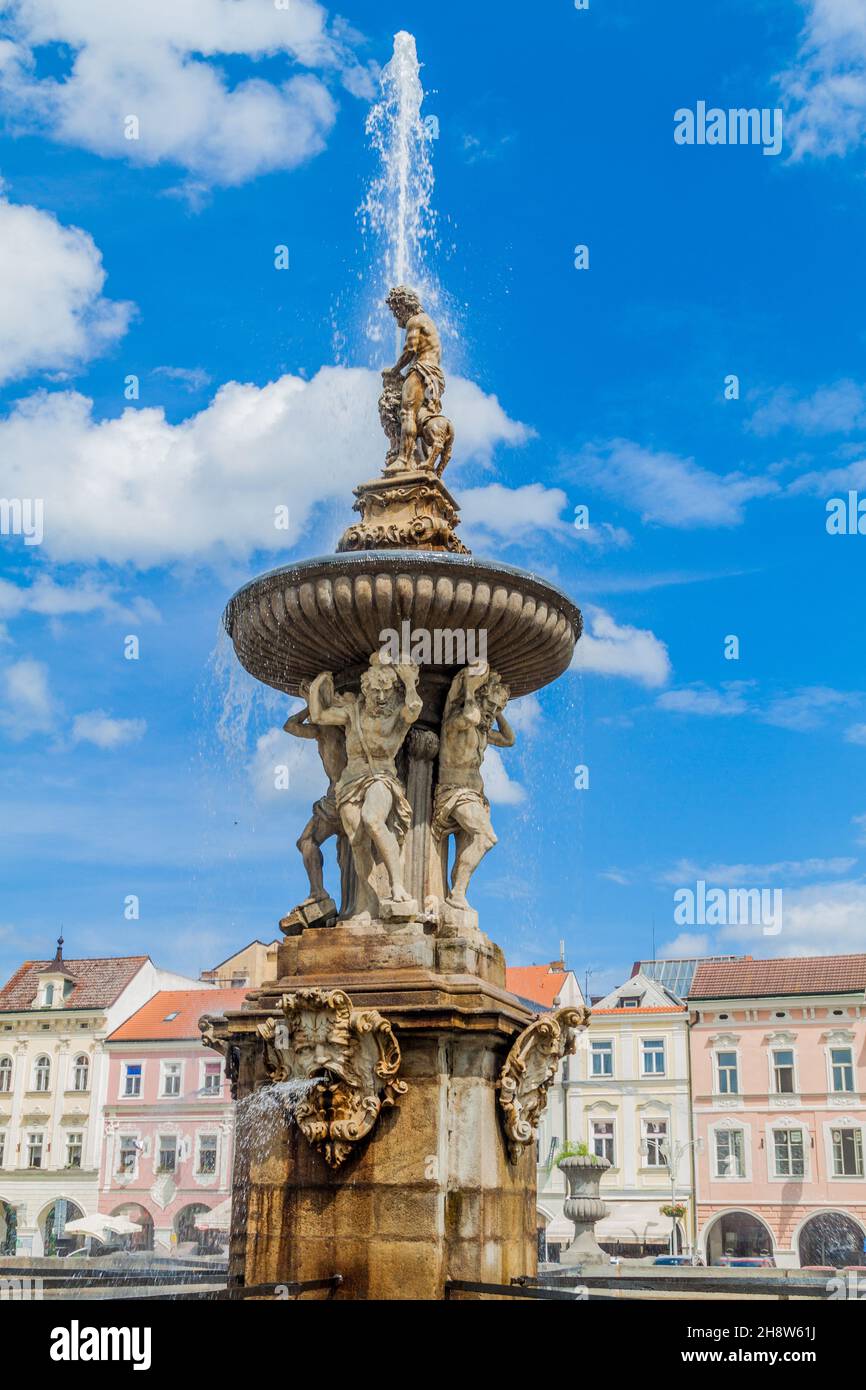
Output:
[
  {"xmin": 506, "ymin": 965, "xmax": 569, "ymax": 1009},
  {"xmin": 0, "ymin": 956, "xmax": 149, "ymax": 1011},
  {"xmin": 107, "ymin": 988, "xmax": 250, "ymax": 1042},
  {"xmin": 689, "ymin": 954, "xmax": 866, "ymax": 1000}
]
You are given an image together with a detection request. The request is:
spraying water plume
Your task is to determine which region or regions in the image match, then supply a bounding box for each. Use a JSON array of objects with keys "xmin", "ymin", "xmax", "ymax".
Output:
[{"xmin": 360, "ymin": 31, "xmax": 453, "ymax": 352}]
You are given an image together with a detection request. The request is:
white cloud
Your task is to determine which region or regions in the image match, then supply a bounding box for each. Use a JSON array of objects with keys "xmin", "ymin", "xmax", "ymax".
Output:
[
  {"xmin": 660, "ymin": 856, "xmax": 858, "ymax": 886},
  {"xmin": 786, "ymin": 456, "xmax": 866, "ymax": 496},
  {"xmin": 0, "ymin": 657, "xmax": 54, "ymax": 739},
  {"xmin": 248, "ymin": 724, "xmax": 328, "ymax": 806},
  {"xmin": 845, "ymin": 722, "xmax": 866, "ymax": 745},
  {"xmin": 657, "ymin": 682, "xmax": 859, "ymax": 732},
  {"xmin": 570, "ymin": 438, "xmax": 777, "ymax": 528},
  {"xmin": 152, "ymin": 366, "xmax": 212, "ymax": 392},
  {"xmin": 657, "ymin": 682, "xmax": 752, "ymax": 718},
  {"xmin": 761, "ymin": 685, "xmax": 857, "ymax": 731},
  {"xmin": 749, "ymin": 379, "xmax": 866, "ymax": 435},
  {"xmin": 657, "ymin": 931, "xmax": 711, "ymax": 957},
  {"xmin": 779, "ymin": 0, "xmax": 866, "ymax": 161},
  {"xmin": 719, "ymin": 879, "xmax": 866, "ymax": 956},
  {"xmin": 571, "ymin": 605, "xmax": 671, "ymax": 688},
  {"xmin": 0, "ymin": 366, "xmax": 528, "ymax": 567},
  {"xmin": 0, "ymin": 0, "xmax": 371, "ymax": 187},
  {"xmin": 506, "ymin": 694, "xmax": 542, "ymax": 737},
  {"xmin": 71, "ymin": 710, "xmax": 146, "ymax": 749},
  {"xmin": 460, "ymin": 481, "xmax": 629, "ymax": 550},
  {"xmin": 0, "ymin": 191, "xmax": 132, "ymax": 384},
  {"xmin": 459, "ymin": 483, "xmax": 568, "ymax": 542},
  {"xmin": 853, "ymin": 814, "xmax": 866, "ymax": 845},
  {"xmin": 482, "ymin": 746, "xmax": 525, "ymax": 805},
  {"xmin": 444, "ymin": 378, "xmax": 533, "ymax": 463},
  {"xmin": 0, "ymin": 575, "xmax": 158, "ymax": 626}
]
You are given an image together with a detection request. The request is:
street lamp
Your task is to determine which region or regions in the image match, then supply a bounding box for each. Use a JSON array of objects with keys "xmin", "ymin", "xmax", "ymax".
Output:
[{"xmin": 641, "ymin": 1135, "xmax": 703, "ymax": 1258}]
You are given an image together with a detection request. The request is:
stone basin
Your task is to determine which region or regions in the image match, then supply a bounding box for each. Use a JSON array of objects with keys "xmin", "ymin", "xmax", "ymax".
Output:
[{"xmin": 223, "ymin": 550, "xmax": 583, "ymax": 700}]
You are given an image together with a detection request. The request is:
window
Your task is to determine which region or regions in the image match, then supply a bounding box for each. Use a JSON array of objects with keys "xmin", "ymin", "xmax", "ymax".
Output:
[
  {"xmin": 43, "ymin": 984, "xmax": 54, "ymax": 1007},
  {"xmin": 717, "ymin": 1051, "xmax": 738, "ymax": 1095},
  {"xmin": 162, "ymin": 1063, "xmax": 182, "ymax": 1098},
  {"xmin": 202, "ymin": 1062, "xmax": 222, "ymax": 1096},
  {"xmin": 157, "ymin": 1136, "xmax": 177, "ymax": 1173},
  {"xmin": 198, "ymin": 1134, "xmax": 218, "ymax": 1175},
  {"xmin": 33, "ymin": 1055, "xmax": 50, "ymax": 1093},
  {"xmin": 831, "ymin": 1048, "xmax": 855, "ymax": 1094},
  {"xmin": 72, "ymin": 1055, "xmax": 89, "ymax": 1092},
  {"xmin": 773, "ymin": 1128, "xmax": 805, "ymax": 1177},
  {"xmin": 591, "ymin": 1041, "xmax": 613, "ymax": 1077},
  {"xmin": 0, "ymin": 1056, "xmax": 11, "ymax": 1093},
  {"xmin": 66, "ymin": 1132, "xmax": 83, "ymax": 1169},
  {"xmin": 715, "ymin": 1128, "xmax": 745, "ymax": 1178},
  {"xmin": 591, "ymin": 1120, "xmax": 615, "ymax": 1164},
  {"xmin": 117, "ymin": 1136, "xmax": 138, "ymax": 1175},
  {"xmin": 162, "ymin": 1011, "xmax": 180, "ymax": 1023},
  {"xmin": 620, "ymin": 997, "xmax": 640, "ymax": 1008},
  {"xmin": 832, "ymin": 1128, "xmax": 864, "ymax": 1178},
  {"xmin": 230, "ymin": 975, "xmax": 248, "ymax": 988},
  {"xmin": 644, "ymin": 1119, "xmax": 667, "ymax": 1166},
  {"xmin": 123, "ymin": 1063, "xmax": 142, "ymax": 1098},
  {"xmin": 0, "ymin": 1131, "xmax": 5, "ymax": 1167},
  {"xmin": 642, "ymin": 1039, "xmax": 666, "ymax": 1076},
  {"xmin": 27, "ymin": 1133, "xmax": 43, "ymax": 1168},
  {"xmin": 772, "ymin": 1049, "xmax": 796, "ymax": 1094}
]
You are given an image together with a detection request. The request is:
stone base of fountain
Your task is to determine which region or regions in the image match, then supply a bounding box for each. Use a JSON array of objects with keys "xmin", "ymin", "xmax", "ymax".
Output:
[
  {"xmin": 204, "ymin": 965, "xmax": 538, "ymax": 1299},
  {"xmin": 277, "ymin": 918, "xmax": 505, "ymax": 985}
]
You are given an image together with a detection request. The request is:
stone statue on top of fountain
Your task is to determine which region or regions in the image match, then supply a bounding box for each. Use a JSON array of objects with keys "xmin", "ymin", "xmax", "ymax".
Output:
[
  {"xmin": 432, "ymin": 661, "xmax": 515, "ymax": 922},
  {"xmin": 308, "ymin": 653, "xmax": 422, "ymax": 927},
  {"xmin": 279, "ymin": 685, "xmax": 354, "ymax": 935},
  {"xmin": 381, "ymin": 285, "xmax": 454, "ymax": 476}
]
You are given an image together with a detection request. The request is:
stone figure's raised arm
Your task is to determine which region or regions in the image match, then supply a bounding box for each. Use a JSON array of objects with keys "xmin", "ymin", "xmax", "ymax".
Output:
[
  {"xmin": 308, "ymin": 671, "xmax": 350, "ymax": 727},
  {"xmin": 283, "ymin": 706, "xmax": 317, "ymax": 739},
  {"xmin": 487, "ymin": 709, "xmax": 515, "ymax": 749},
  {"xmin": 395, "ymin": 661, "xmax": 423, "ymax": 725}
]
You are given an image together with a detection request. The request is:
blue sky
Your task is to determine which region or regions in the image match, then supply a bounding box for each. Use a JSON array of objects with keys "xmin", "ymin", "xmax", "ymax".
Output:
[{"xmin": 1, "ymin": 0, "xmax": 865, "ymax": 994}]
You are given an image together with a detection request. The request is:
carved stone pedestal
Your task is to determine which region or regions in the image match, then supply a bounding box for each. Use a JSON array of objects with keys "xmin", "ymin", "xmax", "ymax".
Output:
[
  {"xmin": 203, "ymin": 968, "xmax": 539, "ymax": 1299},
  {"xmin": 336, "ymin": 470, "xmax": 468, "ymax": 554}
]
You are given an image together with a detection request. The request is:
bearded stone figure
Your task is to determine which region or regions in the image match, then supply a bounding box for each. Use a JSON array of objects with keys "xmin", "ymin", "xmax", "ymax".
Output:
[{"xmin": 308, "ymin": 654, "xmax": 422, "ymax": 925}]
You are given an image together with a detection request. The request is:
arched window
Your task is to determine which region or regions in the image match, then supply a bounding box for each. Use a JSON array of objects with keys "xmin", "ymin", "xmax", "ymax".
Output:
[
  {"xmin": 33, "ymin": 1055, "xmax": 51, "ymax": 1093},
  {"xmin": 0, "ymin": 1057, "xmax": 12, "ymax": 1093},
  {"xmin": 72, "ymin": 1055, "xmax": 89, "ymax": 1092}
]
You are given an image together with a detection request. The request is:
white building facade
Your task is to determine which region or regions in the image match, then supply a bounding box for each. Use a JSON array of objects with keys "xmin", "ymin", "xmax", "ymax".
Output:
[{"xmin": 536, "ymin": 973, "xmax": 697, "ymax": 1260}]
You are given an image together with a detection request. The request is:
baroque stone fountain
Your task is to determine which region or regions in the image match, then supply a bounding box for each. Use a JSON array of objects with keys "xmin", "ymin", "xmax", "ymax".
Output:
[{"xmin": 199, "ymin": 39, "xmax": 587, "ymax": 1299}]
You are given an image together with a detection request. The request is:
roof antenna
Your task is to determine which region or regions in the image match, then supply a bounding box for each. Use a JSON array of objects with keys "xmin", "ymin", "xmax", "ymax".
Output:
[{"xmin": 54, "ymin": 931, "xmax": 64, "ymax": 963}]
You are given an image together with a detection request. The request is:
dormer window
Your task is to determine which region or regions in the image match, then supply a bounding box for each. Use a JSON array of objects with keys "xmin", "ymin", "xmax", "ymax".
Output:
[{"xmin": 620, "ymin": 997, "xmax": 641, "ymax": 1008}]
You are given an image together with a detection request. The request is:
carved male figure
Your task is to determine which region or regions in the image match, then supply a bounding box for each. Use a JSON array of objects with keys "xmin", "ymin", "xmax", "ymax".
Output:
[
  {"xmin": 283, "ymin": 687, "xmax": 350, "ymax": 911},
  {"xmin": 308, "ymin": 654, "xmax": 422, "ymax": 923},
  {"xmin": 433, "ymin": 661, "xmax": 515, "ymax": 909},
  {"xmin": 383, "ymin": 284, "xmax": 451, "ymax": 471}
]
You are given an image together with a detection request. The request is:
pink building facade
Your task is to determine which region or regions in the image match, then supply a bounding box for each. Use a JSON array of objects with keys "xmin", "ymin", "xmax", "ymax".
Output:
[
  {"xmin": 689, "ymin": 956, "xmax": 866, "ymax": 1268},
  {"xmin": 98, "ymin": 989, "xmax": 246, "ymax": 1253}
]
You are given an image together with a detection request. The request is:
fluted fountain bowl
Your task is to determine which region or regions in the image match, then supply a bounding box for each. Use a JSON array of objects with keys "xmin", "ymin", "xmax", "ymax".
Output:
[{"xmin": 223, "ymin": 551, "xmax": 582, "ymax": 700}]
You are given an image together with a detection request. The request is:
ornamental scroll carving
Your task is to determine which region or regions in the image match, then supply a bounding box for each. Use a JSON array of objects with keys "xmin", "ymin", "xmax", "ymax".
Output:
[
  {"xmin": 199, "ymin": 1018, "xmax": 241, "ymax": 1100},
  {"xmin": 257, "ymin": 988, "xmax": 407, "ymax": 1168},
  {"xmin": 498, "ymin": 1005, "xmax": 590, "ymax": 1163}
]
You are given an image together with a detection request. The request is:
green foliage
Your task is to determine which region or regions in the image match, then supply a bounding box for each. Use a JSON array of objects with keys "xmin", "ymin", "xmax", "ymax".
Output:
[{"xmin": 554, "ymin": 1141, "xmax": 603, "ymax": 1165}]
